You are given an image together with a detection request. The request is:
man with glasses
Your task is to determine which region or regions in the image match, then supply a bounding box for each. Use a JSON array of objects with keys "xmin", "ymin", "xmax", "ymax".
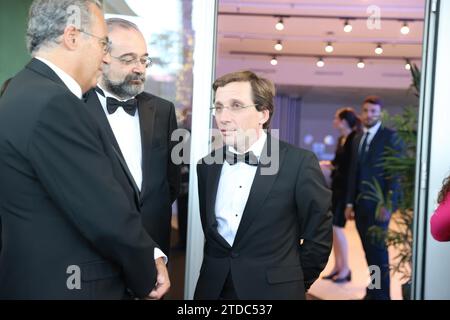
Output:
[
  {"xmin": 84, "ymin": 18, "xmax": 180, "ymax": 257},
  {"xmin": 0, "ymin": 0, "xmax": 169, "ymax": 299},
  {"xmin": 194, "ymin": 70, "xmax": 332, "ymax": 299}
]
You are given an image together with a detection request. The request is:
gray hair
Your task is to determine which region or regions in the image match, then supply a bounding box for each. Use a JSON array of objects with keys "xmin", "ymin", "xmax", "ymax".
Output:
[
  {"xmin": 26, "ymin": 0, "xmax": 103, "ymax": 54},
  {"xmin": 106, "ymin": 18, "xmax": 140, "ymax": 33}
]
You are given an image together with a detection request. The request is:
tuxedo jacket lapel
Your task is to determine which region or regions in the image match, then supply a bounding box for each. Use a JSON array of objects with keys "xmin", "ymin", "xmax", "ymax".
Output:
[
  {"xmin": 136, "ymin": 94, "xmax": 155, "ymax": 197},
  {"xmin": 233, "ymin": 138, "xmax": 287, "ymax": 247},
  {"xmin": 205, "ymin": 154, "xmax": 231, "ymax": 249},
  {"xmin": 84, "ymin": 91, "xmax": 124, "ymax": 158},
  {"xmin": 84, "ymin": 89, "xmax": 141, "ymax": 204}
]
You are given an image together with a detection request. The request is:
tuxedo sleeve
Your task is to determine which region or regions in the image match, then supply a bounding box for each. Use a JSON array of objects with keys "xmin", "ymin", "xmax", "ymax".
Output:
[
  {"xmin": 167, "ymin": 102, "xmax": 181, "ymax": 203},
  {"xmin": 295, "ymin": 152, "xmax": 333, "ymax": 290},
  {"xmin": 196, "ymin": 162, "xmax": 207, "ymax": 231},
  {"xmin": 27, "ymin": 92, "xmax": 157, "ymax": 298}
]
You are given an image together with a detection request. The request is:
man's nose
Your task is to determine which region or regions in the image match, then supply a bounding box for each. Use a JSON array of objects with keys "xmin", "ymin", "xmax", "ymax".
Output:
[
  {"xmin": 103, "ymin": 52, "xmax": 111, "ymax": 64},
  {"xmin": 132, "ymin": 62, "xmax": 146, "ymax": 74}
]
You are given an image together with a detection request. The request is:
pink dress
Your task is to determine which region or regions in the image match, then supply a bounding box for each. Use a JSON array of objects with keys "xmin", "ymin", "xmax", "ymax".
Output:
[{"xmin": 431, "ymin": 192, "xmax": 450, "ymax": 241}]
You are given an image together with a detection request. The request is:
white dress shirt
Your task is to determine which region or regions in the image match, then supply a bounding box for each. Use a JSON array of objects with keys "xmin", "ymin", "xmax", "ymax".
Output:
[
  {"xmin": 215, "ymin": 131, "xmax": 267, "ymax": 246},
  {"xmin": 96, "ymin": 85, "xmax": 143, "ymax": 191},
  {"xmin": 36, "ymin": 57, "xmax": 82, "ymax": 99}
]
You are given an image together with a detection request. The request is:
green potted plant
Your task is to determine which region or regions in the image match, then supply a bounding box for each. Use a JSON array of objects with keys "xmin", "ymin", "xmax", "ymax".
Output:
[{"xmin": 362, "ymin": 64, "xmax": 420, "ymax": 300}]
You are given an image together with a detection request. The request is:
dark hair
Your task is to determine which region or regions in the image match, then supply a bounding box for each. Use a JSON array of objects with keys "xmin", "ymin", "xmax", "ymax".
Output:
[
  {"xmin": 363, "ymin": 95, "xmax": 384, "ymax": 109},
  {"xmin": 213, "ymin": 70, "xmax": 275, "ymax": 129},
  {"xmin": 438, "ymin": 174, "xmax": 450, "ymax": 204},
  {"xmin": 0, "ymin": 78, "xmax": 12, "ymax": 97},
  {"xmin": 336, "ymin": 107, "xmax": 361, "ymax": 131}
]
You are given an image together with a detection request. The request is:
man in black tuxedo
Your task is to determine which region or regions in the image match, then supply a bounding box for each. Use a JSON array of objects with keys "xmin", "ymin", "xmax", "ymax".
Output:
[
  {"xmin": 84, "ymin": 18, "xmax": 180, "ymax": 255},
  {"xmin": 194, "ymin": 71, "xmax": 332, "ymax": 300},
  {"xmin": 0, "ymin": 0, "xmax": 169, "ymax": 299},
  {"xmin": 345, "ymin": 96, "xmax": 401, "ymax": 300}
]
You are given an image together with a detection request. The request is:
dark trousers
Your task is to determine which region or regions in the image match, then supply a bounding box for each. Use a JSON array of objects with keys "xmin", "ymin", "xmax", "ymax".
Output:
[{"xmin": 355, "ymin": 200, "xmax": 391, "ymax": 300}]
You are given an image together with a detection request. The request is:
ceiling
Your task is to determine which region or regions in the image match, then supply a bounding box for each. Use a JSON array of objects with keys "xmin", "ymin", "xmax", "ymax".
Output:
[{"xmin": 217, "ymin": 0, "xmax": 426, "ymax": 89}]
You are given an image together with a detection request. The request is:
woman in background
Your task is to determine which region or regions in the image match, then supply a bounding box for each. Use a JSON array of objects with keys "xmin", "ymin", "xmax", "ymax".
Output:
[
  {"xmin": 431, "ymin": 174, "xmax": 450, "ymax": 242},
  {"xmin": 323, "ymin": 107, "xmax": 361, "ymax": 282}
]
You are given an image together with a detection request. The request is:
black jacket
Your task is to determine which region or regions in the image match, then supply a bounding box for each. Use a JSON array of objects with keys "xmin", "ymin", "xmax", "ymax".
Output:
[
  {"xmin": 0, "ymin": 59, "xmax": 159, "ymax": 299},
  {"xmin": 346, "ymin": 125, "xmax": 401, "ymax": 211},
  {"xmin": 83, "ymin": 88, "xmax": 180, "ymax": 254},
  {"xmin": 194, "ymin": 137, "xmax": 332, "ymax": 300}
]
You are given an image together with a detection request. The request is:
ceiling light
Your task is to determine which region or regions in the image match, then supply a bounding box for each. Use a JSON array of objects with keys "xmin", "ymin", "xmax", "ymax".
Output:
[
  {"xmin": 375, "ymin": 43, "xmax": 383, "ymax": 55},
  {"xmin": 325, "ymin": 42, "xmax": 334, "ymax": 53},
  {"xmin": 357, "ymin": 59, "xmax": 365, "ymax": 69},
  {"xmin": 401, "ymin": 22, "xmax": 410, "ymax": 35},
  {"xmin": 270, "ymin": 56, "xmax": 278, "ymax": 66},
  {"xmin": 275, "ymin": 18, "xmax": 284, "ymax": 31},
  {"xmin": 405, "ymin": 60, "xmax": 411, "ymax": 70},
  {"xmin": 274, "ymin": 40, "xmax": 283, "ymax": 51},
  {"xmin": 316, "ymin": 58, "xmax": 325, "ymax": 68},
  {"xmin": 343, "ymin": 20, "xmax": 352, "ymax": 33}
]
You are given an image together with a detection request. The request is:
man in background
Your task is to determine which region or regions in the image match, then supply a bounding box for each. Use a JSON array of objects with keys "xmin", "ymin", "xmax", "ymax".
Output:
[
  {"xmin": 346, "ymin": 96, "xmax": 401, "ymax": 300},
  {"xmin": 84, "ymin": 18, "xmax": 180, "ymax": 256}
]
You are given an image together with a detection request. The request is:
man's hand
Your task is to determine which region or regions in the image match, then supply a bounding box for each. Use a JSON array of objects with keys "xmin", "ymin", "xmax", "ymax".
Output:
[
  {"xmin": 146, "ymin": 257, "xmax": 170, "ymax": 300},
  {"xmin": 345, "ymin": 207, "xmax": 355, "ymax": 220}
]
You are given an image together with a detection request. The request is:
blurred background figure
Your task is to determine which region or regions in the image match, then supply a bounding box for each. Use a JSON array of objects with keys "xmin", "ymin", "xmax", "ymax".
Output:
[
  {"xmin": 323, "ymin": 107, "xmax": 361, "ymax": 283},
  {"xmin": 431, "ymin": 173, "xmax": 450, "ymax": 242}
]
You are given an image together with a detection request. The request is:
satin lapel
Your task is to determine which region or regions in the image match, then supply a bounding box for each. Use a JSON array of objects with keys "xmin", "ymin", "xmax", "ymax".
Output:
[
  {"xmin": 84, "ymin": 90, "xmax": 124, "ymax": 159},
  {"xmin": 233, "ymin": 138, "xmax": 287, "ymax": 247},
  {"xmin": 205, "ymin": 155, "xmax": 231, "ymax": 248},
  {"xmin": 136, "ymin": 94, "xmax": 155, "ymax": 197},
  {"xmin": 84, "ymin": 90, "xmax": 140, "ymax": 205}
]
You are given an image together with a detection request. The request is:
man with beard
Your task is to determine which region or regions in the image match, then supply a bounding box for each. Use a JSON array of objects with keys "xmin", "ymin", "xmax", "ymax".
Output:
[
  {"xmin": 84, "ymin": 18, "xmax": 180, "ymax": 256},
  {"xmin": 345, "ymin": 96, "xmax": 401, "ymax": 300},
  {"xmin": 0, "ymin": 0, "xmax": 169, "ymax": 299}
]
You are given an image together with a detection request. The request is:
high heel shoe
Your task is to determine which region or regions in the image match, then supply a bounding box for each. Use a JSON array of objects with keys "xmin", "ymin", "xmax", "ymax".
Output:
[
  {"xmin": 332, "ymin": 271, "xmax": 351, "ymax": 283},
  {"xmin": 322, "ymin": 271, "xmax": 339, "ymax": 280}
]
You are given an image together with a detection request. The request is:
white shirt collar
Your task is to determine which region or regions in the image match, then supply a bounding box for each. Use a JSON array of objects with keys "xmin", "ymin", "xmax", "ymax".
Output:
[
  {"xmin": 229, "ymin": 130, "xmax": 267, "ymax": 158},
  {"xmin": 35, "ymin": 57, "xmax": 82, "ymax": 99},
  {"xmin": 363, "ymin": 120, "xmax": 382, "ymax": 136}
]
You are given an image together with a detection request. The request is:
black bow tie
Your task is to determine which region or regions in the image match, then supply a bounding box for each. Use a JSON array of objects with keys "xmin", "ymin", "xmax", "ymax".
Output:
[
  {"xmin": 224, "ymin": 149, "xmax": 259, "ymax": 166},
  {"xmin": 95, "ymin": 87, "xmax": 138, "ymax": 116},
  {"xmin": 106, "ymin": 97, "xmax": 138, "ymax": 116}
]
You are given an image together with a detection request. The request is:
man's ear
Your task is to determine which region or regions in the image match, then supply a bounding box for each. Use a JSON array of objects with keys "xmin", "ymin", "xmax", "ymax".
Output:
[
  {"xmin": 259, "ymin": 109, "xmax": 270, "ymax": 126},
  {"xmin": 62, "ymin": 25, "xmax": 79, "ymax": 50}
]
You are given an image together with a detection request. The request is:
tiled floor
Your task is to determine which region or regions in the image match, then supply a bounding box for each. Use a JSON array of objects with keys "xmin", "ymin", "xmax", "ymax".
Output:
[{"xmin": 308, "ymin": 220, "xmax": 404, "ymax": 300}]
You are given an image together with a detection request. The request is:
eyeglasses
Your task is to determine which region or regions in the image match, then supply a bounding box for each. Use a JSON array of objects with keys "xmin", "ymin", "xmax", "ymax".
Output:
[
  {"xmin": 78, "ymin": 29, "xmax": 111, "ymax": 54},
  {"xmin": 210, "ymin": 103, "xmax": 257, "ymax": 114},
  {"xmin": 110, "ymin": 55, "xmax": 153, "ymax": 69}
]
